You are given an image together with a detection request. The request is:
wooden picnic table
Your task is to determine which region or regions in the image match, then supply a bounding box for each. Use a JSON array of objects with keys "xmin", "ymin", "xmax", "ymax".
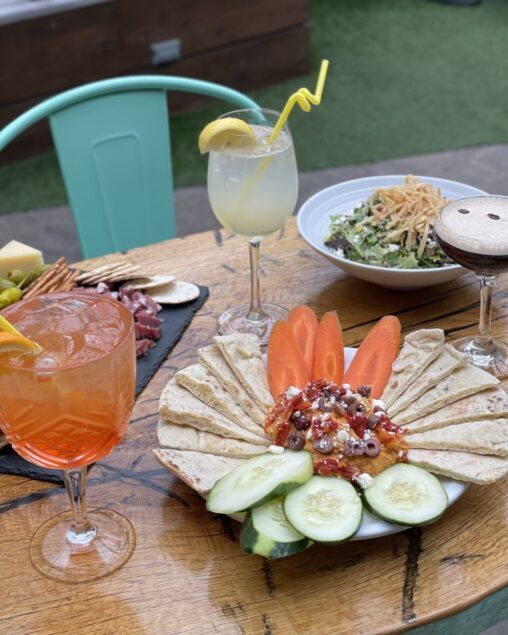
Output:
[{"xmin": 0, "ymin": 219, "xmax": 506, "ymax": 635}]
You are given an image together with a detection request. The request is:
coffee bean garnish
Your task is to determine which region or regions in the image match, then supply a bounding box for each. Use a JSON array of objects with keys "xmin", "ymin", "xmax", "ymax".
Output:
[
  {"xmin": 488, "ymin": 213, "xmax": 500, "ymax": 220},
  {"xmin": 458, "ymin": 208, "xmax": 470, "ymax": 214}
]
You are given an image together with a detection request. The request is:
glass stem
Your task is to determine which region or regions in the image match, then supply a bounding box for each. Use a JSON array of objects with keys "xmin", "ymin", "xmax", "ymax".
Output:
[
  {"xmin": 63, "ymin": 467, "xmax": 97, "ymax": 546},
  {"xmin": 475, "ymin": 274, "xmax": 497, "ymax": 352},
  {"xmin": 246, "ymin": 239, "xmax": 266, "ymax": 323}
]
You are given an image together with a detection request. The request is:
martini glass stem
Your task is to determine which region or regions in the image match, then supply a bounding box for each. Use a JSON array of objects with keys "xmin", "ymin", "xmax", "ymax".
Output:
[
  {"xmin": 63, "ymin": 467, "xmax": 96, "ymax": 546},
  {"xmin": 246, "ymin": 239, "xmax": 266, "ymax": 324},
  {"xmin": 475, "ymin": 274, "xmax": 497, "ymax": 353}
]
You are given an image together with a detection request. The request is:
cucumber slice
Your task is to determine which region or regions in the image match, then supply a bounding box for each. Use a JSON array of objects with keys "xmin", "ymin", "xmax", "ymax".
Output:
[
  {"xmin": 362, "ymin": 463, "xmax": 448, "ymax": 526},
  {"xmin": 284, "ymin": 476, "xmax": 362, "ymax": 543},
  {"xmin": 206, "ymin": 450, "xmax": 313, "ymax": 514},
  {"xmin": 240, "ymin": 497, "xmax": 312, "ymax": 559}
]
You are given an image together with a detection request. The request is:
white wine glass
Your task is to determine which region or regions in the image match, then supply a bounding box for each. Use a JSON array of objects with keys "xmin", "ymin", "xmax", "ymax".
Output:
[{"xmin": 207, "ymin": 108, "xmax": 298, "ymax": 344}]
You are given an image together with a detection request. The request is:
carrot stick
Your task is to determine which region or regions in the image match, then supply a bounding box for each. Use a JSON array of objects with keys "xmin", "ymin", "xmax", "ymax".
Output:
[
  {"xmin": 287, "ymin": 306, "xmax": 318, "ymax": 376},
  {"xmin": 344, "ymin": 316, "xmax": 401, "ymax": 398},
  {"xmin": 312, "ymin": 311, "xmax": 344, "ymax": 385},
  {"xmin": 267, "ymin": 321, "xmax": 309, "ymax": 399}
]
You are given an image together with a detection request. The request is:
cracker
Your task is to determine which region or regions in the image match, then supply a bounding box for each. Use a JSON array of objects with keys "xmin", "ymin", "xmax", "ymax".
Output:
[
  {"xmin": 122, "ymin": 275, "xmax": 176, "ymax": 290},
  {"xmin": 147, "ymin": 281, "xmax": 200, "ymax": 304}
]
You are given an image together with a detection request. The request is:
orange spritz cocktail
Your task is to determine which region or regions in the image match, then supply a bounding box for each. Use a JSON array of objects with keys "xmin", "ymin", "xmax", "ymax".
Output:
[
  {"xmin": 0, "ymin": 292, "xmax": 135, "ymax": 469},
  {"xmin": 0, "ymin": 291, "xmax": 136, "ymax": 583}
]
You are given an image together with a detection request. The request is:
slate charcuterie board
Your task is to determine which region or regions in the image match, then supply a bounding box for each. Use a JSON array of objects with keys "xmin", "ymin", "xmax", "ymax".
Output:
[{"xmin": 0, "ymin": 285, "xmax": 209, "ymax": 484}]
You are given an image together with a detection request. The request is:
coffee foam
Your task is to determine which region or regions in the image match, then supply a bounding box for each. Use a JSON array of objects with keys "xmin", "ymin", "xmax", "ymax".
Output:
[{"xmin": 434, "ymin": 196, "xmax": 508, "ymax": 256}]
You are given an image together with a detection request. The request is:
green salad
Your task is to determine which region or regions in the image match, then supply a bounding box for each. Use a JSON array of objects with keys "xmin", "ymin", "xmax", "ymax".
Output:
[{"xmin": 324, "ymin": 184, "xmax": 453, "ymax": 269}]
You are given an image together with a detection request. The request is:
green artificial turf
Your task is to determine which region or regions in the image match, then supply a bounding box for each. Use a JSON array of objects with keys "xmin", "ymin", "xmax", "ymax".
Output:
[{"xmin": 1, "ymin": 0, "xmax": 508, "ymax": 214}]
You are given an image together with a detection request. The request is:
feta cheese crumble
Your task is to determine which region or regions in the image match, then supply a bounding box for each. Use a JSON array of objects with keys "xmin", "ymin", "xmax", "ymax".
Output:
[
  {"xmin": 285, "ymin": 386, "xmax": 301, "ymax": 399},
  {"xmin": 268, "ymin": 445, "xmax": 284, "ymax": 455},
  {"xmin": 356, "ymin": 473, "xmax": 374, "ymax": 489},
  {"xmin": 337, "ymin": 430, "xmax": 350, "ymax": 442},
  {"xmin": 372, "ymin": 399, "xmax": 386, "ymax": 410}
]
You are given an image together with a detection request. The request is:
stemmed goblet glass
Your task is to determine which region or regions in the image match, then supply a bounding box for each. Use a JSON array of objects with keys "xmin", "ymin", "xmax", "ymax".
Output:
[
  {"xmin": 0, "ymin": 291, "xmax": 136, "ymax": 582},
  {"xmin": 207, "ymin": 108, "xmax": 299, "ymax": 344},
  {"xmin": 434, "ymin": 196, "xmax": 508, "ymax": 377}
]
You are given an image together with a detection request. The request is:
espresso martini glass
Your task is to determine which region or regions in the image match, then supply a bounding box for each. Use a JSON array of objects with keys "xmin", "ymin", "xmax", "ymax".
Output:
[{"xmin": 434, "ymin": 196, "xmax": 508, "ymax": 377}]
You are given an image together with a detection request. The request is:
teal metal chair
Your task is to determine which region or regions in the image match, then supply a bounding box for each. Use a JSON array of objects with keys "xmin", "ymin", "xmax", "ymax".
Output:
[{"xmin": 0, "ymin": 76, "xmax": 260, "ymax": 258}]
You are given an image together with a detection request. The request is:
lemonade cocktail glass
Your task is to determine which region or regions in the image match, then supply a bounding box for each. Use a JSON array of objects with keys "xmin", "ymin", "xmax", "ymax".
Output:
[
  {"xmin": 207, "ymin": 108, "xmax": 298, "ymax": 343},
  {"xmin": 0, "ymin": 291, "xmax": 136, "ymax": 583}
]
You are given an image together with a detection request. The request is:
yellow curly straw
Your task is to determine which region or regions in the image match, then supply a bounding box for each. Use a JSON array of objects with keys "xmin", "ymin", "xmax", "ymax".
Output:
[
  {"xmin": 239, "ymin": 60, "xmax": 329, "ymax": 201},
  {"xmin": 269, "ymin": 59, "xmax": 329, "ymax": 144}
]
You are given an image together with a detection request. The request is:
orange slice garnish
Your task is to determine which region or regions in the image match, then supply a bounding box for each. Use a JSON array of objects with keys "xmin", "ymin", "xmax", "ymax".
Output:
[{"xmin": 0, "ymin": 331, "xmax": 41, "ymax": 355}]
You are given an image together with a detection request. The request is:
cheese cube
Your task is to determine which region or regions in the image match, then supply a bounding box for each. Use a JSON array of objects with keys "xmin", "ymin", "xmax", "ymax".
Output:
[{"xmin": 0, "ymin": 240, "xmax": 43, "ymax": 278}]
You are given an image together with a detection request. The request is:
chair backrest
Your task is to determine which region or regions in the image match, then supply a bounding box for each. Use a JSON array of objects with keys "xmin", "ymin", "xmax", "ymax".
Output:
[{"xmin": 0, "ymin": 76, "xmax": 259, "ymax": 258}]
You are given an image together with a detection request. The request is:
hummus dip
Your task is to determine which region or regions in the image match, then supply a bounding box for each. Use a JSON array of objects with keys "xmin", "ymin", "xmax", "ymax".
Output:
[{"xmin": 265, "ymin": 378, "xmax": 408, "ymax": 487}]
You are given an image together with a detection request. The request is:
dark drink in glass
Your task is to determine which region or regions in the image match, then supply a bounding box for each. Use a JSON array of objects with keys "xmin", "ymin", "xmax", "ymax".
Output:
[{"xmin": 434, "ymin": 196, "xmax": 508, "ymax": 376}]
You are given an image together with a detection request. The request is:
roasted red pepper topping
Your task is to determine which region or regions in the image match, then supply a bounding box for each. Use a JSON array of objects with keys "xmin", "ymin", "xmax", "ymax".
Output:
[
  {"xmin": 264, "ymin": 397, "xmax": 293, "ymax": 438},
  {"xmin": 275, "ymin": 421, "xmax": 291, "ymax": 446},
  {"xmin": 310, "ymin": 418, "xmax": 338, "ymax": 440},
  {"xmin": 321, "ymin": 419, "xmax": 338, "ymax": 434},
  {"xmin": 378, "ymin": 413, "xmax": 403, "ymax": 434},
  {"xmin": 348, "ymin": 414, "xmax": 368, "ymax": 439},
  {"xmin": 315, "ymin": 458, "xmax": 361, "ymax": 480},
  {"xmin": 305, "ymin": 378, "xmax": 330, "ymax": 401},
  {"xmin": 310, "ymin": 420, "xmax": 325, "ymax": 440}
]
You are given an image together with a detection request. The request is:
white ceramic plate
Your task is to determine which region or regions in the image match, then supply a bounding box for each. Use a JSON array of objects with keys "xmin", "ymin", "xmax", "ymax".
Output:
[
  {"xmin": 255, "ymin": 347, "xmax": 468, "ymax": 541},
  {"xmin": 297, "ymin": 175, "xmax": 488, "ymax": 290}
]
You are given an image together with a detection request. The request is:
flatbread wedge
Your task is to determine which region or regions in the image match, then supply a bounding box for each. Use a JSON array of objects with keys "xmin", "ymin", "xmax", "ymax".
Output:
[
  {"xmin": 406, "ymin": 419, "xmax": 508, "ymax": 456},
  {"xmin": 159, "ymin": 379, "xmax": 266, "ymax": 445},
  {"xmin": 408, "ymin": 449, "xmax": 508, "ymax": 484},
  {"xmin": 404, "ymin": 387, "xmax": 508, "ymax": 434},
  {"xmin": 175, "ymin": 363, "xmax": 268, "ymax": 439},
  {"xmin": 392, "ymin": 364, "xmax": 499, "ymax": 426},
  {"xmin": 199, "ymin": 344, "xmax": 265, "ymax": 424},
  {"xmin": 157, "ymin": 419, "xmax": 268, "ymax": 457},
  {"xmin": 382, "ymin": 329, "xmax": 444, "ymax": 408},
  {"xmin": 214, "ymin": 334, "xmax": 274, "ymax": 413},
  {"xmin": 153, "ymin": 449, "xmax": 244, "ymax": 496},
  {"xmin": 389, "ymin": 345, "xmax": 467, "ymax": 417}
]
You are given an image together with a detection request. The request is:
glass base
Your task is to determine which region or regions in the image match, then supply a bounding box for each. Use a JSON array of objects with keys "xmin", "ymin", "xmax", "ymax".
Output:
[
  {"xmin": 217, "ymin": 303, "xmax": 288, "ymax": 345},
  {"xmin": 453, "ymin": 336, "xmax": 508, "ymax": 378},
  {"xmin": 30, "ymin": 509, "xmax": 135, "ymax": 583}
]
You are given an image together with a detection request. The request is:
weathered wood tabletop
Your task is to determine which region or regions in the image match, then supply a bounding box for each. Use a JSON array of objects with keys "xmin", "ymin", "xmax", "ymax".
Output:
[{"xmin": 0, "ymin": 220, "xmax": 506, "ymax": 635}]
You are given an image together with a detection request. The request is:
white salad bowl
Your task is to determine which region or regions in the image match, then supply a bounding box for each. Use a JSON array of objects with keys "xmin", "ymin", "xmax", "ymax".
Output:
[{"xmin": 297, "ymin": 175, "xmax": 488, "ymax": 290}]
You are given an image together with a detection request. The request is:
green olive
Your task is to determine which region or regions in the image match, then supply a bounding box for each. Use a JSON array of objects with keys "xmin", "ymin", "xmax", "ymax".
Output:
[
  {"xmin": 0, "ymin": 287, "xmax": 22, "ymax": 308},
  {"xmin": 0, "ymin": 277, "xmax": 16, "ymax": 291},
  {"xmin": 19, "ymin": 271, "xmax": 37, "ymax": 288},
  {"xmin": 7, "ymin": 269, "xmax": 25, "ymax": 285},
  {"xmin": 34, "ymin": 264, "xmax": 51, "ymax": 275}
]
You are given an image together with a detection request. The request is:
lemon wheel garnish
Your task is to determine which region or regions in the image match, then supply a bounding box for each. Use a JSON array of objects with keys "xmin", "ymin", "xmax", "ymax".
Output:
[
  {"xmin": 0, "ymin": 331, "xmax": 41, "ymax": 355},
  {"xmin": 198, "ymin": 118, "xmax": 256, "ymax": 154}
]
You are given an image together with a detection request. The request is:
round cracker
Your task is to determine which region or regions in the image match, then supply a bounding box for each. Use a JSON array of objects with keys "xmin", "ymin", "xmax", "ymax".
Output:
[
  {"xmin": 146, "ymin": 281, "xmax": 200, "ymax": 304},
  {"xmin": 122, "ymin": 275, "xmax": 176, "ymax": 290}
]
